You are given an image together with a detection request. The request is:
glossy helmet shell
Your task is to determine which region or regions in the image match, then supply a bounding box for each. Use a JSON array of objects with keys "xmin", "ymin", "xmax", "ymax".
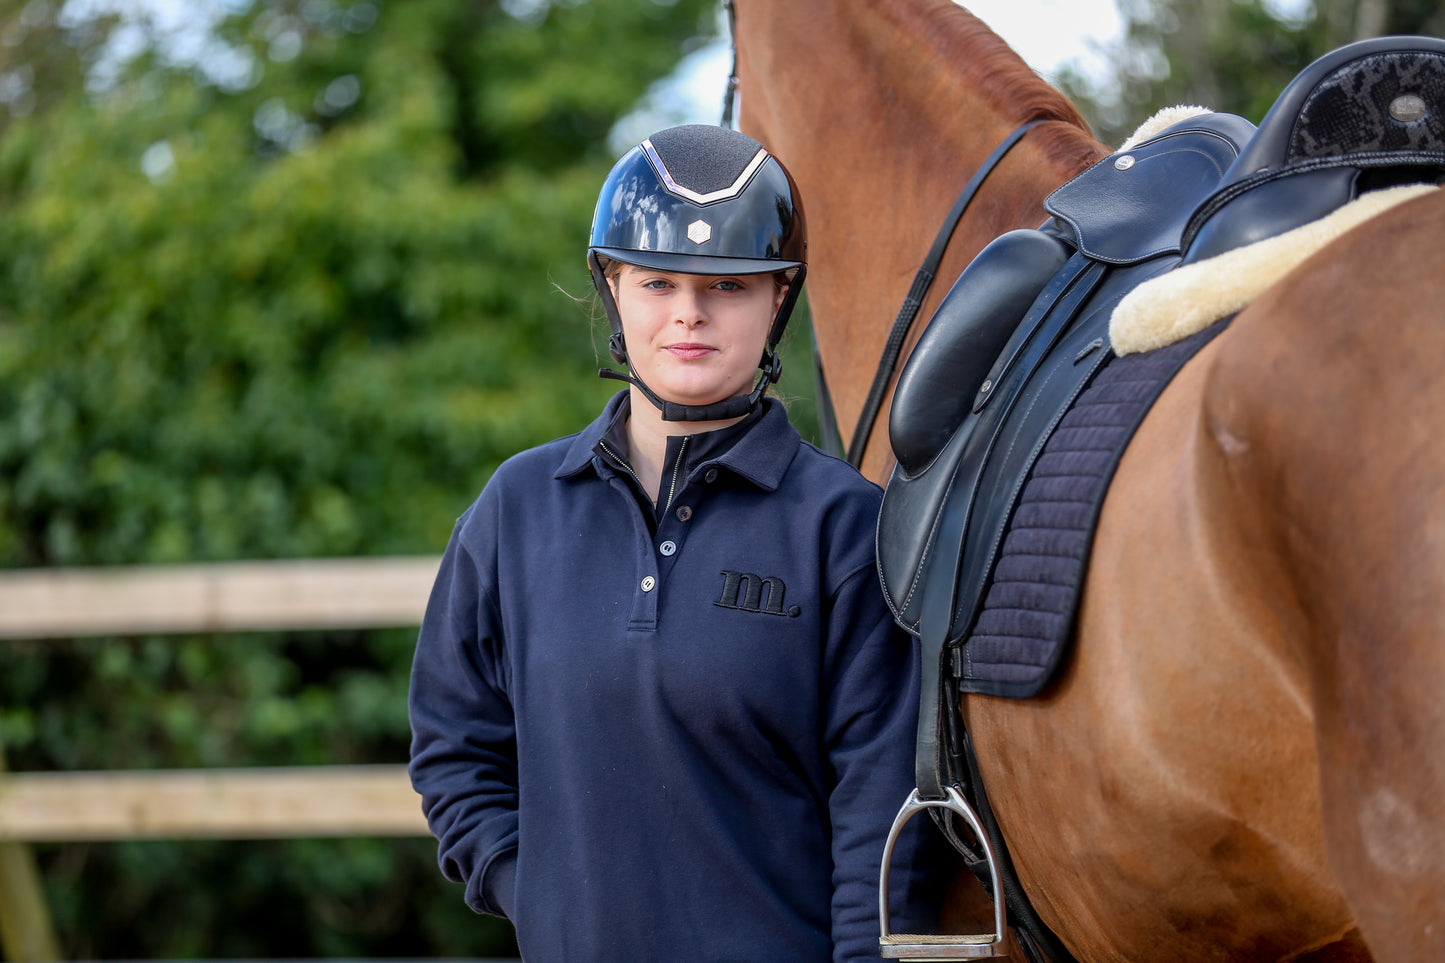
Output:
[{"xmin": 589, "ymin": 124, "xmax": 806, "ymax": 288}]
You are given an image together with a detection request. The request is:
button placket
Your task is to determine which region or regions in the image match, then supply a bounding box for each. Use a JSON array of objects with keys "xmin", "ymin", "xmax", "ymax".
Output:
[
  {"xmin": 629, "ymin": 562, "xmax": 661, "ymax": 629},
  {"xmin": 616, "ymin": 476, "xmax": 660, "ymax": 632}
]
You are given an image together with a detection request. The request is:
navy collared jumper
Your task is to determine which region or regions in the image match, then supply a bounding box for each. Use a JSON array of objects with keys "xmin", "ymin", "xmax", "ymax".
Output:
[{"xmin": 408, "ymin": 392, "xmax": 937, "ymax": 962}]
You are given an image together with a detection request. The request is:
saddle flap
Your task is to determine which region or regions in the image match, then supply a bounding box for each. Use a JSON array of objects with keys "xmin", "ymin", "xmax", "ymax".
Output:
[{"xmin": 1044, "ymin": 112, "xmax": 1258, "ymax": 265}]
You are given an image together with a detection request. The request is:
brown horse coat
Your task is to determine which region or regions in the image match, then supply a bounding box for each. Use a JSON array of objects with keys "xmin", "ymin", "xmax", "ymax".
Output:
[{"xmin": 733, "ymin": 1, "xmax": 1445, "ymax": 959}]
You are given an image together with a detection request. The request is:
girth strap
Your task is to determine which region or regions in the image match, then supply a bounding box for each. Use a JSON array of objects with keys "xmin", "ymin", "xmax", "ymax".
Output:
[{"xmin": 956, "ymin": 722, "xmax": 1080, "ymax": 963}]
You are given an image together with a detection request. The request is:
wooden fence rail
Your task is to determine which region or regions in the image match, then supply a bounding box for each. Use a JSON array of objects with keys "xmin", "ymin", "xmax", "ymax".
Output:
[
  {"xmin": 0, "ymin": 556, "xmax": 444, "ymax": 961},
  {"xmin": 0, "ymin": 556, "xmax": 440, "ymax": 639},
  {"xmin": 0, "ymin": 765, "xmax": 425, "ymax": 841}
]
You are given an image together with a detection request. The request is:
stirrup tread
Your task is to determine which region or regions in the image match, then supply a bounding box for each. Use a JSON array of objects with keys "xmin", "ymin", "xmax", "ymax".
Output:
[{"xmin": 883, "ymin": 933, "xmax": 996, "ymax": 944}]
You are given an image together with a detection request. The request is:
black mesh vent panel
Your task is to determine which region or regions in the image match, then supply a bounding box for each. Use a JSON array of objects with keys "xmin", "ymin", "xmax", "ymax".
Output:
[{"xmin": 649, "ymin": 124, "xmax": 762, "ymax": 194}]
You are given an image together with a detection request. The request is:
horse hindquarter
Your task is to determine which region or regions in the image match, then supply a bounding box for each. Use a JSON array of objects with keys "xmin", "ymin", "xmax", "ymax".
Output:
[{"xmin": 1202, "ymin": 189, "xmax": 1445, "ymax": 963}]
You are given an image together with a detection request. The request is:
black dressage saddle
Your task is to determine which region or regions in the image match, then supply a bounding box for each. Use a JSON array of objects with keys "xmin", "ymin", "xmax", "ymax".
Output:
[
  {"xmin": 876, "ymin": 34, "xmax": 1445, "ymax": 963},
  {"xmin": 879, "ymin": 34, "xmax": 1445, "ymax": 707},
  {"xmin": 876, "ymin": 109, "xmax": 1256, "ymax": 697}
]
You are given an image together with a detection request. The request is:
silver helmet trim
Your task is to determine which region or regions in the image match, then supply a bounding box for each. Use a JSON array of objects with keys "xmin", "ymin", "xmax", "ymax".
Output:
[{"xmin": 640, "ymin": 139, "xmax": 771, "ymax": 205}]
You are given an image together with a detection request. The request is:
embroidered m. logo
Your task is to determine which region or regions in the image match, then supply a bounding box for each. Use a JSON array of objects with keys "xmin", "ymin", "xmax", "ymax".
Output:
[{"xmin": 715, "ymin": 570, "xmax": 802, "ymax": 617}]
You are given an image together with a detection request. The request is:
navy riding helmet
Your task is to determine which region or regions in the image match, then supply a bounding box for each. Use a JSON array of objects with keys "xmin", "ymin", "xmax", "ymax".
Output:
[{"xmin": 589, "ymin": 124, "xmax": 808, "ymax": 422}]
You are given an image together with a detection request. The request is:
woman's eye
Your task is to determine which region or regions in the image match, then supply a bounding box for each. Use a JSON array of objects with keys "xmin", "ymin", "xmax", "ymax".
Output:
[{"xmin": 714, "ymin": 280, "xmax": 742, "ymax": 292}]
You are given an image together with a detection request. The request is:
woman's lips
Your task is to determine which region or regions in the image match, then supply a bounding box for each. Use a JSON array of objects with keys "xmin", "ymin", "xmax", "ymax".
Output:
[{"xmin": 665, "ymin": 344, "xmax": 715, "ymax": 360}]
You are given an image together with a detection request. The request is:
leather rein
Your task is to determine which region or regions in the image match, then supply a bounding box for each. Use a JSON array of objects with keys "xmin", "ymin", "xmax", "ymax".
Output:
[{"xmin": 842, "ymin": 119, "xmax": 1042, "ymax": 466}]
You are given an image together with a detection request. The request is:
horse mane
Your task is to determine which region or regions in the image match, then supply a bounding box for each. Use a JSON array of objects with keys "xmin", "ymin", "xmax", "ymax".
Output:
[{"xmin": 880, "ymin": 0, "xmax": 1110, "ymax": 172}]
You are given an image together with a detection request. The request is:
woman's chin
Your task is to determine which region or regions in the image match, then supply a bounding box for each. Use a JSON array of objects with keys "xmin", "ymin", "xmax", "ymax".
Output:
[{"xmin": 645, "ymin": 380, "xmax": 750, "ymax": 411}]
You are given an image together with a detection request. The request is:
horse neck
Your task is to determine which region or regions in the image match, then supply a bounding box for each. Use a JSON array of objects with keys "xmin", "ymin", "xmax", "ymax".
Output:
[{"xmin": 734, "ymin": 0, "xmax": 1106, "ymax": 481}]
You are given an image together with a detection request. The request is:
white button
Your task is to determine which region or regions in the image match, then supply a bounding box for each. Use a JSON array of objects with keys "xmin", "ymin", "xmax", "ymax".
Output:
[
  {"xmin": 659, "ymin": 540, "xmax": 677, "ymax": 556},
  {"xmin": 640, "ymin": 576, "xmax": 656, "ymax": 592}
]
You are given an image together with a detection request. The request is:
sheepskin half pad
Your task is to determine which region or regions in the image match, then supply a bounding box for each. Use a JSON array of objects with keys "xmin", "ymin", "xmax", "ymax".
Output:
[{"xmin": 1111, "ymin": 183, "xmax": 1441, "ymax": 355}]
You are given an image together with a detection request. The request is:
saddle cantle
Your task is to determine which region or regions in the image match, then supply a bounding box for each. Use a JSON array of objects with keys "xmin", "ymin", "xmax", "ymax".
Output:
[
  {"xmin": 877, "ymin": 112, "xmax": 1256, "ymax": 688},
  {"xmin": 1183, "ymin": 34, "xmax": 1445, "ymax": 263}
]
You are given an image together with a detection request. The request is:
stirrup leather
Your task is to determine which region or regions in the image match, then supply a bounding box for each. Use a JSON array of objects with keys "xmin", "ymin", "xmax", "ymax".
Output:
[{"xmin": 879, "ymin": 786, "xmax": 1007, "ymax": 959}]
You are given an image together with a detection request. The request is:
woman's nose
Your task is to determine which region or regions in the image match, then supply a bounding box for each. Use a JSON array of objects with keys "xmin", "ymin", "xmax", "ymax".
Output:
[{"xmin": 674, "ymin": 291, "xmax": 707, "ymax": 327}]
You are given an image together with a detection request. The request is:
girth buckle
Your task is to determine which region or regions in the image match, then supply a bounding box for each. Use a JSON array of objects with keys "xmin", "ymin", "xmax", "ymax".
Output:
[{"xmin": 879, "ymin": 786, "xmax": 1007, "ymax": 959}]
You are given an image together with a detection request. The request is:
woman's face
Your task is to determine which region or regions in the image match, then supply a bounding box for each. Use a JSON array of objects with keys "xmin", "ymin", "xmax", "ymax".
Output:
[{"xmin": 610, "ymin": 265, "xmax": 786, "ymax": 410}]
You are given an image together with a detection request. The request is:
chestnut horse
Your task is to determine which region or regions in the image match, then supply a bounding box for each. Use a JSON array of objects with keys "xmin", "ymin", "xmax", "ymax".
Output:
[{"xmin": 731, "ymin": 1, "xmax": 1445, "ymax": 961}]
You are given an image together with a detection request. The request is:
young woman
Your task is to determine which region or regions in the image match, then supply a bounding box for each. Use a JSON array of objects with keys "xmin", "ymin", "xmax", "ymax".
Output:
[{"xmin": 408, "ymin": 124, "xmax": 937, "ymax": 962}]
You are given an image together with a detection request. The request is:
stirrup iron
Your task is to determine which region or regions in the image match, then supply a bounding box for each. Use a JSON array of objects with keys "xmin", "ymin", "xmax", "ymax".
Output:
[{"xmin": 879, "ymin": 786, "xmax": 1007, "ymax": 960}]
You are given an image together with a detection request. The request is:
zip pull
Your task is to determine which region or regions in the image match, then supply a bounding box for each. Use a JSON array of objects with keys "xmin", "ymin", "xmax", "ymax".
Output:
[{"xmin": 661, "ymin": 436, "xmax": 689, "ymax": 516}]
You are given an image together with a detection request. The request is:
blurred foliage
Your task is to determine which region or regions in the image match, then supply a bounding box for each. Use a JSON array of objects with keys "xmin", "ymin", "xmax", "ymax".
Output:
[
  {"xmin": 1059, "ymin": 0, "xmax": 1445, "ymax": 146},
  {"xmin": 0, "ymin": 0, "xmax": 722, "ymax": 957}
]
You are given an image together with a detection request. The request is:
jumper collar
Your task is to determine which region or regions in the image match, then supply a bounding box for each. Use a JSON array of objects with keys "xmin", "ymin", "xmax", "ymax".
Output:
[{"xmin": 555, "ymin": 391, "xmax": 797, "ymax": 492}]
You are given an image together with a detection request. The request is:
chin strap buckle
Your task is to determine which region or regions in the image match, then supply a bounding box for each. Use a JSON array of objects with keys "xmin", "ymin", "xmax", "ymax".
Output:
[
  {"xmin": 761, "ymin": 348, "xmax": 782, "ymax": 384},
  {"xmin": 879, "ymin": 786, "xmax": 1008, "ymax": 960}
]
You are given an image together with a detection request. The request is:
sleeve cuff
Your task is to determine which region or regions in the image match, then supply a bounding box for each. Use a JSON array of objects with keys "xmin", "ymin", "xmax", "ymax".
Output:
[{"xmin": 483, "ymin": 851, "xmax": 519, "ymax": 920}]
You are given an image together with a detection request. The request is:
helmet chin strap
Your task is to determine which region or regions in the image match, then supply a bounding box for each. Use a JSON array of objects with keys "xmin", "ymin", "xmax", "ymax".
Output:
[{"xmin": 598, "ymin": 346, "xmax": 782, "ymax": 422}]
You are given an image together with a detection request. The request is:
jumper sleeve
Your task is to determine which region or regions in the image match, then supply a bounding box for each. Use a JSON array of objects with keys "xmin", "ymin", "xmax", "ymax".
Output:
[
  {"xmin": 822, "ymin": 561, "xmax": 943, "ymax": 963},
  {"xmin": 408, "ymin": 507, "xmax": 519, "ymax": 919}
]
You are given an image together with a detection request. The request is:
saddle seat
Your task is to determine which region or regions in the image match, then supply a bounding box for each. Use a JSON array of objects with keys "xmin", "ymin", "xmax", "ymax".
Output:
[{"xmin": 1113, "ymin": 35, "xmax": 1445, "ymax": 356}]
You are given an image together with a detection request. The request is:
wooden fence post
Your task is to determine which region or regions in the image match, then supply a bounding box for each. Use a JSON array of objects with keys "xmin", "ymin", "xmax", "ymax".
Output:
[{"xmin": 0, "ymin": 748, "xmax": 60, "ymax": 962}]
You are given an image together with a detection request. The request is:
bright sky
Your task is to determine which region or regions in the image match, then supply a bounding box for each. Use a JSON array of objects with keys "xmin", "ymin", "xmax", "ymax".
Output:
[
  {"xmin": 615, "ymin": 0, "xmax": 1125, "ymax": 148},
  {"xmin": 963, "ymin": 0, "xmax": 1126, "ymax": 81}
]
